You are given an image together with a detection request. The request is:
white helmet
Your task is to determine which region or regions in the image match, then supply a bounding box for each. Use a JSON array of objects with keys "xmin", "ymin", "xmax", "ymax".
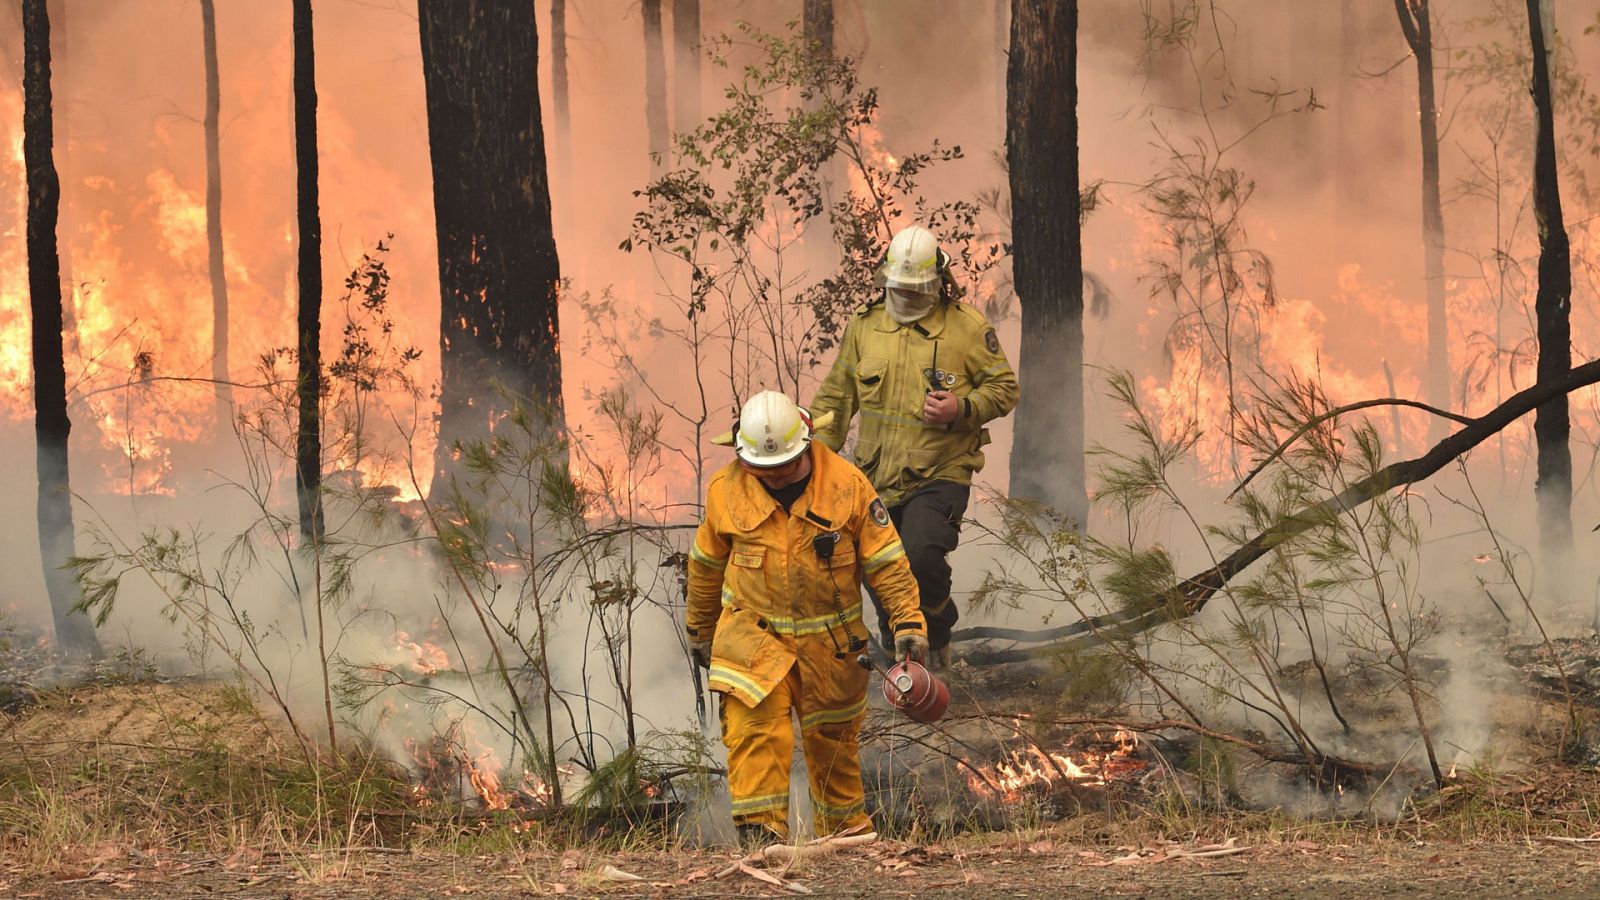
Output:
[
  {"xmin": 878, "ymin": 225, "xmax": 943, "ymax": 295},
  {"xmin": 735, "ymin": 391, "xmax": 813, "ymax": 468}
]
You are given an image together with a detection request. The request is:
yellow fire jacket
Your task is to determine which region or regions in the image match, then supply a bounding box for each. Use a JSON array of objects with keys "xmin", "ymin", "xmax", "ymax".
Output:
[
  {"xmin": 686, "ymin": 443, "xmax": 927, "ymax": 708},
  {"xmin": 810, "ymin": 299, "xmax": 1019, "ymax": 507}
]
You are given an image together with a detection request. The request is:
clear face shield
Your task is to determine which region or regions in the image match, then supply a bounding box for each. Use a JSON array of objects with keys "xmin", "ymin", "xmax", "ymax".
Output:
[{"xmin": 884, "ymin": 286, "xmax": 939, "ymax": 324}]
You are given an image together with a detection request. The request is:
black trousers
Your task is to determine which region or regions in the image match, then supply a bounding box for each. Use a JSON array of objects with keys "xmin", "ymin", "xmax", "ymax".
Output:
[{"xmin": 867, "ymin": 480, "xmax": 970, "ymax": 651}]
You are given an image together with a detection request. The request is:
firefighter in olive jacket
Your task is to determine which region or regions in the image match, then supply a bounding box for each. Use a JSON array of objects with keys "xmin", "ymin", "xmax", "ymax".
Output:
[
  {"xmin": 809, "ymin": 224, "xmax": 1019, "ymax": 667},
  {"xmin": 686, "ymin": 391, "xmax": 928, "ymax": 845}
]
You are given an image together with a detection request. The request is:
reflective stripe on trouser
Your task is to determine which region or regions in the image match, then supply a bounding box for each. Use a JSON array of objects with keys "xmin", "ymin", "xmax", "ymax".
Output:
[
  {"xmin": 866, "ymin": 480, "xmax": 970, "ymax": 649},
  {"xmin": 721, "ymin": 664, "xmax": 871, "ymax": 838}
]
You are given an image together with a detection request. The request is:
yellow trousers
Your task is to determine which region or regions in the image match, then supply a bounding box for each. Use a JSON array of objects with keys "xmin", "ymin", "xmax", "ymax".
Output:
[{"xmin": 720, "ymin": 662, "xmax": 870, "ymax": 838}]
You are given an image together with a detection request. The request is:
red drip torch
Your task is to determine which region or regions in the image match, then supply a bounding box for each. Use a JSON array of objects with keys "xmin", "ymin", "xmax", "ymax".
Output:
[{"xmin": 882, "ymin": 659, "xmax": 950, "ymax": 723}]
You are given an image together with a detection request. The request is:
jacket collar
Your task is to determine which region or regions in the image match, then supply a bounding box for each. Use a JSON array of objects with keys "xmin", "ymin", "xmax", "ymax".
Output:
[
  {"xmin": 871, "ymin": 297, "xmax": 949, "ymax": 338},
  {"xmin": 723, "ymin": 443, "xmax": 854, "ymax": 533}
]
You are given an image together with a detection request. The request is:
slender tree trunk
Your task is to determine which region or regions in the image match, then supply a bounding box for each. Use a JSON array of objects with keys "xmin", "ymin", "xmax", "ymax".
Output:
[
  {"xmin": 1007, "ymin": 0, "xmax": 1086, "ymax": 527},
  {"xmin": 420, "ymin": 0, "xmax": 565, "ymax": 497},
  {"xmin": 671, "ymin": 0, "xmax": 699, "ymax": 133},
  {"xmin": 293, "ymin": 0, "xmax": 322, "ymax": 542},
  {"xmin": 1394, "ymin": 0, "xmax": 1450, "ymax": 437},
  {"xmin": 201, "ymin": 0, "xmax": 231, "ymax": 417},
  {"xmin": 804, "ymin": 0, "xmax": 834, "ymax": 58},
  {"xmin": 994, "ymin": 0, "xmax": 1008, "ymax": 116},
  {"xmin": 23, "ymin": 0, "xmax": 97, "ymax": 654},
  {"xmin": 46, "ymin": 0, "xmax": 79, "ymax": 368},
  {"xmin": 1527, "ymin": 0, "xmax": 1572, "ymax": 557},
  {"xmin": 642, "ymin": 0, "xmax": 668, "ymax": 168},
  {"xmin": 550, "ymin": 0, "xmax": 570, "ymax": 207}
]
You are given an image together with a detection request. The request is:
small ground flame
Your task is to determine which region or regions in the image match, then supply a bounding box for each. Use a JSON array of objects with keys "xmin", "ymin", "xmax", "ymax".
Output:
[{"xmin": 967, "ymin": 730, "xmax": 1144, "ymax": 801}]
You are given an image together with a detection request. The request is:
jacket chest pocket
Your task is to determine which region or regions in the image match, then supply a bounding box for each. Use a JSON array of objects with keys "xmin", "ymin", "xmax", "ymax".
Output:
[
  {"xmin": 857, "ymin": 357, "xmax": 890, "ymax": 409},
  {"xmin": 728, "ymin": 544, "xmax": 771, "ymax": 599},
  {"xmin": 825, "ymin": 545, "xmax": 856, "ymax": 569}
]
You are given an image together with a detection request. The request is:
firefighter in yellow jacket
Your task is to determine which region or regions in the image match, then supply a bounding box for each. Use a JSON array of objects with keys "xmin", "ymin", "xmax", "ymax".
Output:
[
  {"xmin": 687, "ymin": 390, "xmax": 928, "ymax": 846},
  {"xmin": 810, "ymin": 224, "xmax": 1019, "ymax": 668}
]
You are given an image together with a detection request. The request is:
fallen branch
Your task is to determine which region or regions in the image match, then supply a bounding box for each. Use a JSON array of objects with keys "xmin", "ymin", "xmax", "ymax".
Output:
[
  {"xmin": 714, "ymin": 829, "xmax": 878, "ymax": 889},
  {"xmin": 961, "ymin": 357, "xmax": 1600, "ymax": 659},
  {"xmin": 1540, "ymin": 835, "xmax": 1600, "ymax": 847},
  {"xmin": 1226, "ymin": 397, "xmax": 1473, "ymax": 500}
]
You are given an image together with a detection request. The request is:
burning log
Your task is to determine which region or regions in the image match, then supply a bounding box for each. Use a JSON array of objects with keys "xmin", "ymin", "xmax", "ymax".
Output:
[{"xmin": 956, "ymin": 357, "xmax": 1600, "ymax": 662}]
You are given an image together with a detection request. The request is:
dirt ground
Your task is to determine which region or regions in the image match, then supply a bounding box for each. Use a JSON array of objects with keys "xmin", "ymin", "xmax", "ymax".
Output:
[
  {"xmin": 7, "ymin": 669, "xmax": 1600, "ymax": 897},
  {"xmin": 5, "ymin": 835, "xmax": 1600, "ymax": 898}
]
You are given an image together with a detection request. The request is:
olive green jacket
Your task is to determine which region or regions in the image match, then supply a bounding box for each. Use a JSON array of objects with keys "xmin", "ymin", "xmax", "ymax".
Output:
[{"xmin": 809, "ymin": 299, "xmax": 1019, "ymax": 506}]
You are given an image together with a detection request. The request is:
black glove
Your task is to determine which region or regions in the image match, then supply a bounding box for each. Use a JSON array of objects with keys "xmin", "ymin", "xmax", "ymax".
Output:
[{"xmin": 690, "ymin": 639, "xmax": 712, "ymax": 669}]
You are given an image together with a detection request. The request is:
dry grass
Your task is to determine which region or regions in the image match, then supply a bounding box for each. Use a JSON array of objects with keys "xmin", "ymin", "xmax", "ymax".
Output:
[
  {"xmin": 0, "ymin": 680, "xmax": 418, "ymax": 871},
  {"xmin": 3, "ymin": 678, "xmax": 1597, "ymax": 880}
]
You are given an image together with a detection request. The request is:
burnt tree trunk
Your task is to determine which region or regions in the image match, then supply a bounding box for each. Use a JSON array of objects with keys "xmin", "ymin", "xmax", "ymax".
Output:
[
  {"xmin": 45, "ymin": 0, "xmax": 79, "ymax": 367},
  {"xmin": 23, "ymin": 0, "xmax": 97, "ymax": 654},
  {"xmin": 993, "ymin": 0, "xmax": 1008, "ymax": 115},
  {"xmin": 201, "ymin": 0, "xmax": 231, "ymax": 416},
  {"xmin": 1394, "ymin": 0, "xmax": 1450, "ymax": 438},
  {"xmin": 804, "ymin": 0, "xmax": 833, "ymax": 58},
  {"xmin": 293, "ymin": 0, "xmax": 322, "ymax": 541},
  {"xmin": 642, "ymin": 0, "xmax": 668, "ymax": 168},
  {"xmin": 1527, "ymin": 0, "xmax": 1572, "ymax": 557},
  {"xmin": 1006, "ymin": 0, "xmax": 1087, "ymax": 527},
  {"xmin": 672, "ymin": 0, "xmax": 699, "ymax": 133},
  {"xmin": 551, "ymin": 0, "xmax": 570, "ymax": 183},
  {"xmin": 419, "ymin": 1, "xmax": 564, "ymax": 495}
]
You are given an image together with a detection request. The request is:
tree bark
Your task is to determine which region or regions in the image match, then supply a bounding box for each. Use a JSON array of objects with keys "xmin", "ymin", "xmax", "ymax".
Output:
[
  {"xmin": 23, "ymin": 0, "xmax": 97, "ymax": 654},
  {"xmin": 1006, "ymin": 0, "xmax": 1087, "ymax": 527},
  {"xmin": 962, "ymin": 356, "xmax": 1600, "ymax": 662},
  {"xmin": 551, "ymin": 0, "xmax": 570, "ymax": 167},
  {"xmin": 419, "ymin": 1, "xmax": 565, "ymax": 496},
  {"xmin": 1393, "ymin": 0, "xmax": 1450, "ymax": 439},
  {"xmin": 671, "ymin": 0, "xmax": 699, "ymax": 133},
  {"xmin": 993, "ymin": 0, "xmax": 1008, "ymax": 117},
  {"xmin": 804, "ymin": 0, "xmax": 833, "ymax": 58},
  {"xmin": 293, "ymin": 0, "xmax": 322, "ymax": 542},
  {"xmin": 642, "ymin": 0, "xmax": 668, "ymax": 168},
  {"xmin": 201, "ymin": 0, "xmax": 231, "ymax": 416},
  {"xmin": 1527, "ymin": 0, "xmax": 1572, "ymax": 558},
  {"xmin": 45, "ymin": 0, "xmax": 79, "ymax": 368}
]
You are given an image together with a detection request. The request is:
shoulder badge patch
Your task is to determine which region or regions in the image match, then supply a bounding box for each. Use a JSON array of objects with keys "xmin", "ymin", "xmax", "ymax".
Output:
[
  {"xmin": 869, "ymin": 498, "xmax": 890, "ymax": 527},
  {"xmin": 984, "ymin": 329, "xmax": 1000, "ymax": 354}
]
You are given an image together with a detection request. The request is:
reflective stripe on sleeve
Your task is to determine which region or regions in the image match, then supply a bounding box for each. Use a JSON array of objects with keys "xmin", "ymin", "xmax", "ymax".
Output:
[
  {"xmin": 690, "ymin": 542, "xmax": 727, "ymax": 570},
  {"xmin": 863, "ymin": 541, "xmax": 906, "ymax": 573}
]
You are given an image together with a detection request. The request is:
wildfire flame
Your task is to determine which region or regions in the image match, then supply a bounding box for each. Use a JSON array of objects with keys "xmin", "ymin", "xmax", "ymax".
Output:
[
  {"xmin": 393, "ymin": 630, "xmax": 449, "ymax": 674},
  {"xmin": 967, "ymin": 730, "xmax": 1143, "ymax": 801}
]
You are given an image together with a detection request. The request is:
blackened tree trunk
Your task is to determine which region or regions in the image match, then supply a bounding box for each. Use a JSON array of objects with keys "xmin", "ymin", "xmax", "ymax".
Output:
[
  {"xmin": 993, "ymin": 0, "xmax": 1007, "ymax": 114},
  {"xmin": 1394, "ymin": 0, "xmax": 1450, "ymax": 437},
  {"xmin": 23, "ymin": 0, "xmax": 97, "ymax": 654},
  {"xmin": 46, "ymin": 0, "xmax": 79, "ymax": 367},
  {"xmin": 642, "ymin": 0, "xmax": 668, "ymax": 167},
  {"xmin": 804, "ymin": 0, "xmax": 833, "ymax": 58},
  {"xmin": 672, "ymin": 0, "xmax": 699, "ymax": 133},
  {"xmin": 201, "ymin": 0, "xmax": 231, "ymax": 415},
  {"xmin": 551, "ymin": 0, "xmax": 570, "ymax": 176},
  {"xmin": 293, "ymin": 0, "xmax": 322, "ymax": 541},
  {"xmin": 1527, "ymin": 0, "xmax": 1572, "ymax": 557},
  {"xmin": 1006, "ymin": 0, "xmax": 1086, "ymax": 527},
  {"xmin": 419, "ymin": 1, "xmax": 564, "ymax": 495}
]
